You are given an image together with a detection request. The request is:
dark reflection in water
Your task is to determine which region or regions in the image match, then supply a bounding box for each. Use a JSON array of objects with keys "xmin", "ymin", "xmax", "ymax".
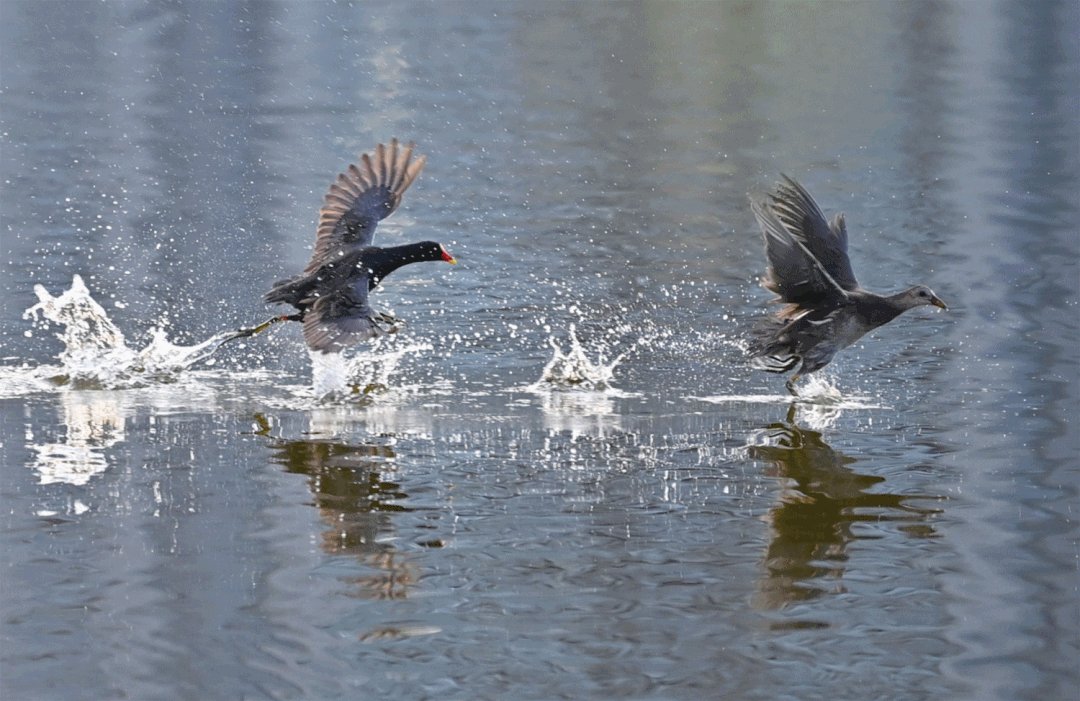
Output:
[
  {"xmin": 749, "ymin": 405, "xmax": 943, "ymax": 612},
  {"xmin": 259, "ymin": 416, "xmax": 419, "ymax": 601}
]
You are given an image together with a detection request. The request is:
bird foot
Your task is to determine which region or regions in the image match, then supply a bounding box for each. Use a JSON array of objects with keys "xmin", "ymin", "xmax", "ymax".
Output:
[
  {"xmin": 351, "ymin": 382, "xmax": 389, "ymax": 395},
  {"xmin": 374, "ymin": 312, "xmax": 403, "ymax": 334},
  {"xmin": 785, "ymin": 376, "xmax": 801, "ymax": 396}
]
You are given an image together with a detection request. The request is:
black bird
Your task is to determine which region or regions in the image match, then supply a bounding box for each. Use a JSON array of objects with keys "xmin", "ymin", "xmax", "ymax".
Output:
[
  {"xmin": 262, "ymin": 139, "xmax": 456, "ymax": 353},
  {"xmin": 747, "ymin": 176, "xmax": 946, "ymax": 394}
]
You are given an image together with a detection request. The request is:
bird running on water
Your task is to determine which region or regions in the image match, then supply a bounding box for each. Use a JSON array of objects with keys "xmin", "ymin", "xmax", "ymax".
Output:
[
  {"xmin": 747, "ymin": 175, "xmax": 946, "ymax": 394},
  {"xmin": 262, "ymin": 139, "xmax": 456, "ymax": 353}
]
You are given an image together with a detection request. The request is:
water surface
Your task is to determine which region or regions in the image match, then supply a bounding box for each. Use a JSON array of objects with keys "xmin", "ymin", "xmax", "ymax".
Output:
[{"xmin": 2, "ymin": 2, "xmax": 1077, "ymax": 700}]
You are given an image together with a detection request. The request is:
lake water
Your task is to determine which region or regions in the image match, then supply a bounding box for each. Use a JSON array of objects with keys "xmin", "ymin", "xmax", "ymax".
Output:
[{"xmin": 1, "ymin": 2, "xmax": 1077, "ymax": 700}]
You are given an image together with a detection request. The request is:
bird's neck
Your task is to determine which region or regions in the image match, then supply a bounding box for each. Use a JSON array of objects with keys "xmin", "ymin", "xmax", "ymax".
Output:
[
  {"xmin": 874, "ymin": 292, "xmax": 916, "ymax": 323},
  {"xmin": 363, "ymin": 244, "xmax": 430, "ymax": 285}
]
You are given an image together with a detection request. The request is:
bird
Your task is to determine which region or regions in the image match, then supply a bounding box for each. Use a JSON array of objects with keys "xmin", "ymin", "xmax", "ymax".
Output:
[
  {"xmin": 747, "ymin": 175, "xmax": 946, "ymax": 394},
  {"xmin": 260, "ymin": 139, "xmax": 456, "ymax": 353}
]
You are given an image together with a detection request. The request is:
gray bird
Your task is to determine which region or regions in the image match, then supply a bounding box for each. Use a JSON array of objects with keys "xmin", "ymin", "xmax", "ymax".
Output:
[{"xmin": 748, "ymin": 176, "xmax": 946, "ymax": 394}]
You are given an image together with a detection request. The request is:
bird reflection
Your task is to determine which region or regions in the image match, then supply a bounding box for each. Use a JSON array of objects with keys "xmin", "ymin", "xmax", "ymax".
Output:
[
  {"xmin": 748, "ymin": 405, "xmax": 938, "ymax": 611},
  {"xmin": 258, "ymin": 416, "xmax": 417, "ymax": 599}
]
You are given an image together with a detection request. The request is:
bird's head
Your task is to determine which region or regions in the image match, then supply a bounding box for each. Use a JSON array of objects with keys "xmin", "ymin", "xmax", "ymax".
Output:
[
  {"xmin": 414, "ymin": 241, "xmax": 457, "ymax": 264},
  {"xmin": 902, "ymin": 285, "xmax": 947, "ymax": 311}
]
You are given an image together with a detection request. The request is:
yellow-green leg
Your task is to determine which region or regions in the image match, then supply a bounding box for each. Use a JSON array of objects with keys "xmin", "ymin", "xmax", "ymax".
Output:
[
  {"xmin": 222, "ymin": 314, "xmax": 298, "ymax": 343},
  {"xmin": 785, "ymin": 374, "xmax": 801, "ymax": 396}
]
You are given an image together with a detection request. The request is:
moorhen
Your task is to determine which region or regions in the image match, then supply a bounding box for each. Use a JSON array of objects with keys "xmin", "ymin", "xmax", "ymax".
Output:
[{"xmin": 748, "ymin": 175, "xmax": 946, "ymax": 394}]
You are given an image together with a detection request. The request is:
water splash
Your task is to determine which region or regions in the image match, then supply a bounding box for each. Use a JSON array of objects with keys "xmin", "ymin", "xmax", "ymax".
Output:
[
  {"xmin": 310, "ymin": 350, "xmax": 351, "ymax": 398},
  {"xmin": 523, "ymin": 324, "xmax": 641, "ymax": 434},
  {"xmin": 23, "ymin": 275, "xmax": 138, "ymax": 386},
  {"xmin": 8, "ymin": 270, "xmax": 444, "ymax": 401},
  {"xmin": 21, "ymin": 275, "xmax": 252, "ymax": 389},
  {"xmin": 791, "ymin": 374, "xmax": 847, "ymax": 404},
  {"xmin": 692, "ymin": 374, "xmax": 884, "ymax": 429},
  {"xmin": 535, "ymin": 324, "xmax": 625, "ymax": 391},
  {"xmin": 309, "ymin": 340, "xmax": 435, "ymax": 401},
  {"xmin": 348, "ymin": 341, "xmax": 434, "ymax": 392}
]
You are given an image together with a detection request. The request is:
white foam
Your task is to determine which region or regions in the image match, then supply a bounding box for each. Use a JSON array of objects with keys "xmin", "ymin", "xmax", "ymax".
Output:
[
  {"xmin": 19, "ymin": 275, "xmax": 256, "ymax": 389},
  {"xmin": 533, "ymin": 324, "xmax": 626, "ymax": 391}
]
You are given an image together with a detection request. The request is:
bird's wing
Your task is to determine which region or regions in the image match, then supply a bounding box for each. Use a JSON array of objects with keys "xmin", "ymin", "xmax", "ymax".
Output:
[
  {"xmin": 300, "ymin": 261, "xmax": 393, "ymax": 349},
  {"xmin": 304, "ymin": 139, "xmax": 426, "ymax": 274},
  {"xmin": 768, "ymin": 175, "xmax": 859, "ymax": 291},
  {"xmin": 301, "ymin": 280, "xmax": 385, "ymax": 353},
  {"xmin": 751, "ymin": 195, "xmax": 849, "ymax": 319}
]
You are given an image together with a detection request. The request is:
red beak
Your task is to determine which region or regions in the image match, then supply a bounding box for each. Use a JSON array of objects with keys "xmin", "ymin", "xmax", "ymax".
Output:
[{"xmin": 440, "ymin": 246, "xmax": 457, "ymax": 264}]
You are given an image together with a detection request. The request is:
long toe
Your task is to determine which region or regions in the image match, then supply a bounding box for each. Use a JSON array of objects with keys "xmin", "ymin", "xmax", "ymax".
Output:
[{"xmin": 785, "ymin": 376, "xmax": 800, "ymax": 396}]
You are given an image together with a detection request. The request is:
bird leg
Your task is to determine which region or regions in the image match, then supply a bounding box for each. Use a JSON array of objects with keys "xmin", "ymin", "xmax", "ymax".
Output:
[
  {"xmin": 220, "ymin": 314, "xmax": 301, "ymax": 343},
  {"xmin": 785, "ymin": 374, "xmax": 801, "ymax": 396},
  {"xmin": 373, "ymin": 311, "xmax": 403, "ymax": 334}
]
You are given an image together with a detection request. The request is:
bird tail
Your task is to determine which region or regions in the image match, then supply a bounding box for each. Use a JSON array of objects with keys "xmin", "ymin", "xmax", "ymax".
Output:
[{"xmin": 264, "ymin": 274, "xmax": 314, "ymax": 307}]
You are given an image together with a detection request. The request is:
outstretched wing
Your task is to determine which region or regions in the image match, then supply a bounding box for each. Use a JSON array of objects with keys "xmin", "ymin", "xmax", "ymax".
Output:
[
  {"xmin": 768, "ymin": 175, "xmax": 859, "ymax": 292},
  {"xmin": 301, "ymin": 282, "xmax": 385, "ymax": 353},
  {"xmin": 305, "ymin": 139, "xmax": 426, "ymax": 273},
  {"xmin": 751, "ymin": 194, "xmax": 849, "ymax": 320}
]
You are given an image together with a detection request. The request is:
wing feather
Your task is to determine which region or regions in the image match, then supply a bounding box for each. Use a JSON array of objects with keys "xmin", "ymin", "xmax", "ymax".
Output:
[
  {"xmin": 769, "ymin": 175, "xmax": 859, "ymax": 291},
  {"xmin": 751, "ymin": 193, "xmax": 848, "ymax": 320},
  {"xmin": 301, "ymin": 282, "xmax": 384, "ymax": 353},
  {"xmin": 304, "ymin": 139, "xmax": 426, "ymax": 273}
]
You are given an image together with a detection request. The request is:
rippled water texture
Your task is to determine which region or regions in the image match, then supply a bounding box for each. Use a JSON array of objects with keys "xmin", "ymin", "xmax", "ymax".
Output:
[{"xmin": 2, "ymin": 2, "xmax": 1077, "ymax": 700}]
